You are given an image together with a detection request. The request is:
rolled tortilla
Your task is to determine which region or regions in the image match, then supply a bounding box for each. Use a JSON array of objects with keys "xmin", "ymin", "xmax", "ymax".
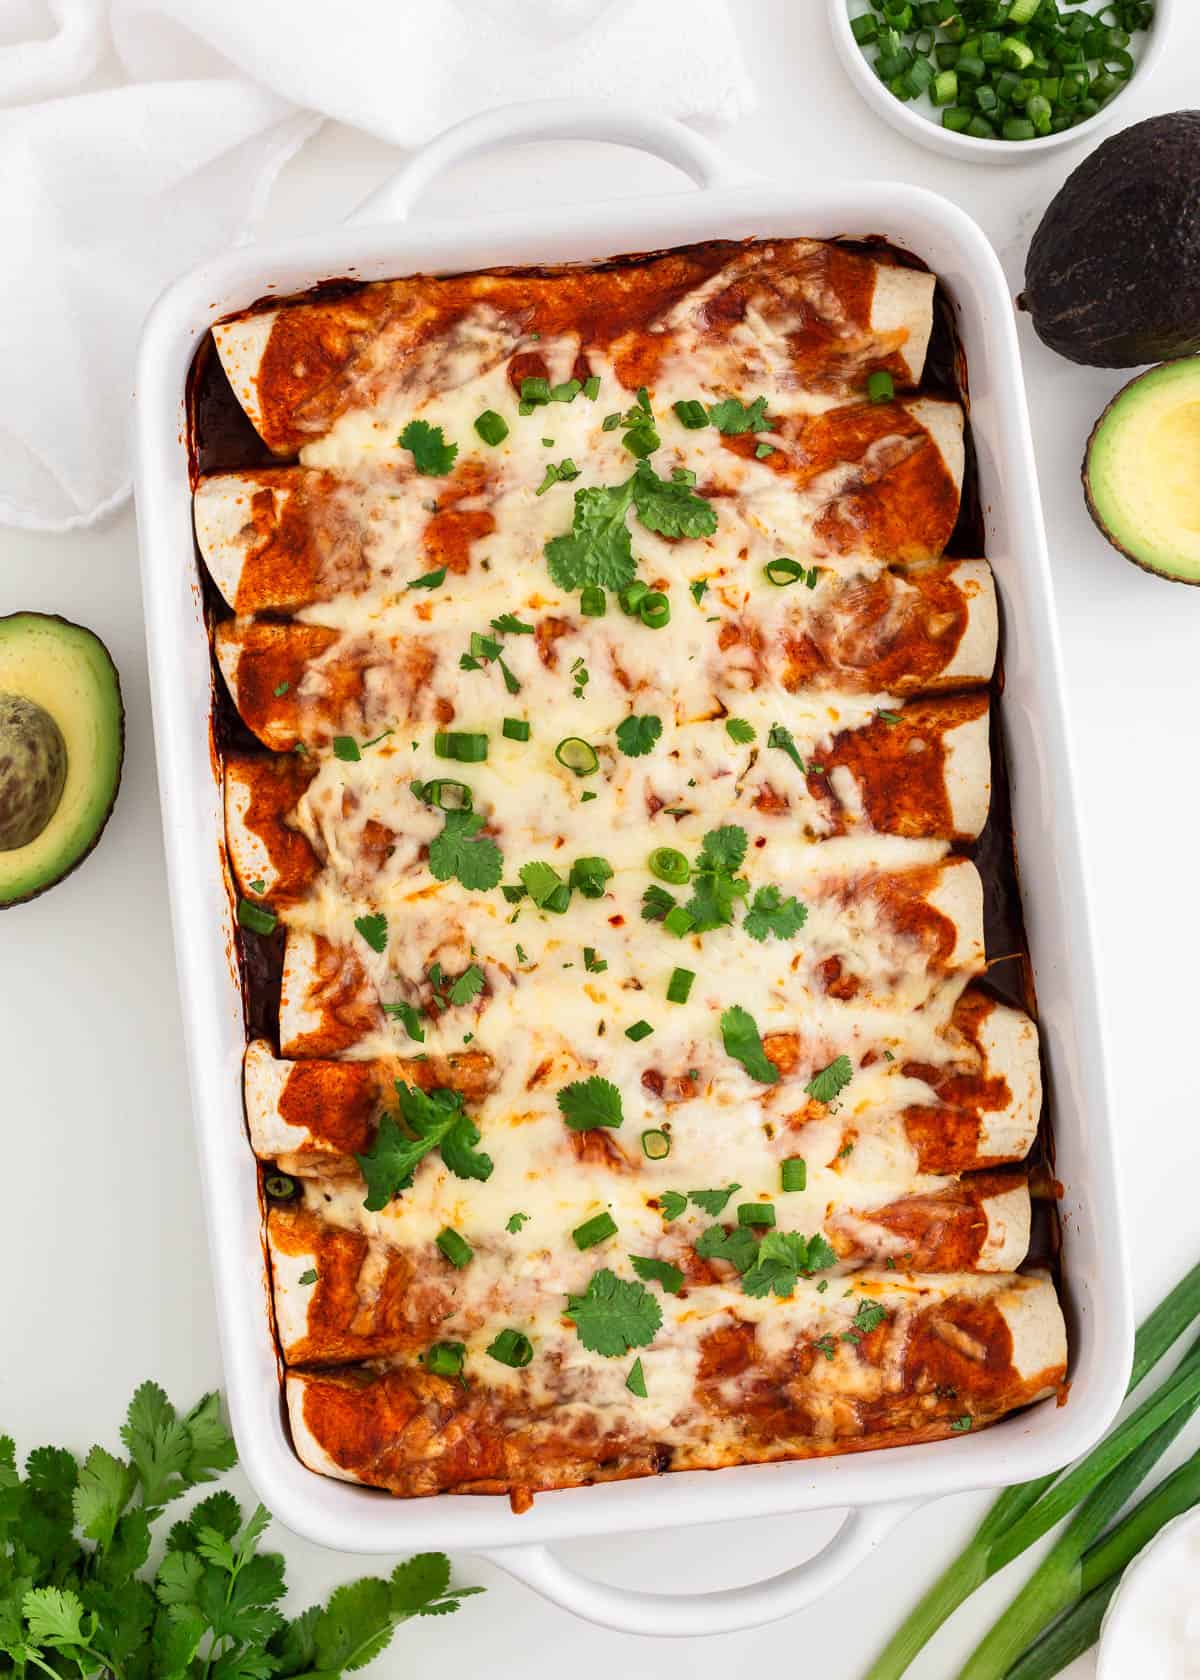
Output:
[
  {"xmin": 266, "ymin": 1165, "xmax": 1031, "ymax": 1368},
  {"xmin": 213, "ymin": 239, "xmax": 937, "ymax": 454},
  {"xmin": 282, "ymin": 1269, "xmax": 1065, "ymax": 1498},
  {"xmin": 195, "ymin": 460, "xmax": 495, "ymax": 614},
  {"xmin": 224, "ymin": 752, "xmax": 319, "ymax": 903},
  {"xmin": 811, "ymin": 692, "xmax": 991, "ymax": 843}
]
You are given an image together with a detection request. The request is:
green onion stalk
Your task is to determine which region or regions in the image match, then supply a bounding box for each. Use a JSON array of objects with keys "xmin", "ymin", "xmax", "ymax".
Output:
[{"xmin": 862, "ymin": 1261, "xmax": 1200, "ymax": 1680}]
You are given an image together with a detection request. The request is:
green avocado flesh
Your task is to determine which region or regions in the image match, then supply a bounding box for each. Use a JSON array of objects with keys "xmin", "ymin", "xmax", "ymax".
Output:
[
  {"xmin": 1084, "ymin": 358, "xmax": 1200, "ymax": 586},
  {"xmin": 0, "ymin": 613, "xmax": 124, "ymax": 906}
]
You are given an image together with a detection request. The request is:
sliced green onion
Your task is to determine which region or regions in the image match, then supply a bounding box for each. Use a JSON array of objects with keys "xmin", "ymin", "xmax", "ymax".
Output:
[
  {"xmin": 415, "ymin": 777, "xmax": 473, "ymax": 811},
  {"xmin": 765, "ymin": 557, "xmax": 805, "ymax": 587},
  {"xmin": 625, "ymin": 1020, "xmax": 654, "ymax": 1042},
  {"xmin": 867, "ymin": 370, "xmax": 895, "ymax": 404},
  {"xmin": 426, "ymin": 1340, "xmax": 466, "ymax": 1378},
  {"xmin": 572, "ymin": 1211, "xmax": 618, "ymax": 1250},
  {"xmin": 641, "ymin": 1128, "xmax": 671, "ymax": 1160},
  {"xmin": 474, "ymin": 410, "xmax": 509, "ymax": 446},
  {"xmin": 639, "ymin": 591, "xmax": 671, "ymax": 629},
  {"xmin": 851, "ymin": 11, "xmax": 879, "ymax": 43},
  {"xmin": 932, "ymin": 68, "xmax": 958, "ymax": 103},
  {"xmin": 781, "ymin": 1157, "xmax": 807, "ymax": 1192},
  {"xmin": 520, "ymin": 376, "xmax": 551, "ymax": 406},
  {"xmin": 436, "ymin": 1228, "xmax": 473, "ymax": 1268},
  {"xmin": 237, "ymin": 898, "xmax": 277, "ymax": 936},
  {"xmin": 673, "ymin": 398, "xmax": 709, "ymax": 430},
  {"xmin": 487, "ymin": 1327, "xmax": 534, "ymax": 1368},
  {"xmin": 737, "ymin": 1202, "xmax": 776, "ymax": 1227},
  {"xmin": 502, "ymin": 717, "xmax": 531, "ymax": 742},
  {"xmin": 618, "ymin": 580, "xmax": 650, "ymax": 616},
  {"xmin": 263, "ymin": 1173, "xmax": 297, "ymax": 1201},
  {"xmin": 663, "ymin": 905, "xmax": 695, "ymax": 938},
  {"xmin": 667, "ymin": 967, "xmax": 695, "ymax": 1004},
  {"xmin": 551, "ymin": 379, "xmax": 582, "ymax": 403},
  {"xmin": 580, "ymin": 584, "xmax": 607, "ymax": 617},
  {"xmin": 555, "ymin": 736, "xmax": 599, "ymax": 777},
  {"xmin": 649, "ymin": 847, "xmax": 689, "ymax": 884},
  {"xmin": 583, "ymin": 375, "xmax": 601, "ymax": 400},
  {"xmin": 435, "ymin": 730, "xmax": 488, "ymax": 763},
  {"xmin": 1002, "ymin": 115, "xmax": 1037, "ymax": 139}
]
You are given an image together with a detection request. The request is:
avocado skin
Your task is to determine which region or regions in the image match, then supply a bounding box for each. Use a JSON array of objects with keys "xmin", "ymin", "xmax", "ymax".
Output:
[
  {"xmin": 1081, "ymin": 361, "xmax": 1200, "ymax": 587},
  {"xmin": 0, "ymin": 613, "xmax": 125, "ymax": 908},
  {"xmin": 1022, "ymin": 111, "xmax": 1200, "ymax": 368}
]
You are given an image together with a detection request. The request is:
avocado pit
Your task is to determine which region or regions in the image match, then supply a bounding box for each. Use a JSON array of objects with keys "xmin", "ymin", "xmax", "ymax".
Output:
[{"xmin": 0, "ymin": 693, "xmax": 68, "ymax": 850}]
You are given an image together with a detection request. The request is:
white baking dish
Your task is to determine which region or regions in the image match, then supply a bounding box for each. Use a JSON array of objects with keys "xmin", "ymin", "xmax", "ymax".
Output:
[{"xmin": 133, "ymin": 99, "xmax": 1133, "ymax": 1638}]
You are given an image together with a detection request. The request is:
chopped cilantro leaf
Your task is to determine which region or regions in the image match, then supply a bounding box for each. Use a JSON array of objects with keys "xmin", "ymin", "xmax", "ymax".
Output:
[
  {"xmin": 272, "ymin": 680, "xmax": 290, "ymax": 696},
  {"xmin": 407, "ymin": 566, "xmax": 447, "ymax": 590},
  {"xmin": 767, "ymin": 722, "xmax": 808, "ymax": 775},
  {"xmin": 399, "ymin": 419, "xmax": 458, "ymax": 476},
  {"xmin": 850, "ymin": 1298, "xmax": 888, "ymax": 1337},
  {"xmin": 354, "ymin": 912, "xmax": 388, "ymax": 953},
  {"xmin": 708, "ymin": 395, "xmax": 769, "ymax": 435},
  {"xmin": 333, "ymin": 735, "xmax": 361, "ymax": 762},
  {"xmin": 725, "ymin": 717, "xmax": 755, "ymax": 744},
  {"xmin": 428, "ymin": 809, "xmax": 503, "ymax": 892},
  {"xmin": 557, "ymin": 1076, "xmax": 623, "ymax": 1131},
  {"xmin": 626, "ymin": 1357, "xmax": 648, "ymax": 1397},
  {"xmin": 641, "ymin": 883, "xmax": 677, "ymax": 922},
  {"xmin": 630, "ymin": 459, "xmax": 716, "ymax": 539},
  {"xmin": 720, "ymin": 1005, "xmax": 779, "ymax": 1085},
  {"xmin": 741, "ymin": 1231, "xmax": 837, "ymax": 1299},
  {"xmin": 382, "ymin": 1000, "xmax": 425, "ymax": 1041},
  {"xmin": 629, "ymin": 1255, "xmax": 684, "ymax": 1295},
  {"xmin": 694, "ymin": 1223, "xmax": 758, "ymax": 1272},
  {"xmin": 690, "ymin": 579, "xmax": 708, "ymax": 604},
  {"xmin": 298, "ymin": 1268, "xmax": 318, "ymax": 1286},
  {"xmin": 951, "ymin": 1415, "xmax": 973, "ymax": 1433},
  {"xmin": 615, "ymin": 713, "xmax": 663, "ymax": 758},
  {"xmin": 806, "ymin": 1054, "xmax": 853, "ymax": 1104},
  {"xmin": 506, "ymin": 1211, "xmax": 529, "ymax": 1233},
  {"xmin": 685, "ymin": 825, "xmax": 750, "ymax": 932},
  {"xmin": 813, "ymin": 1333, "xmax": 838, "ymax": 1361},
  {"xmin": 659, "ymin": 1191, "xmax": 689, "ymax": 1222},
  {"xmin": 565, "ymin": 1268, "xmax": 662, "ymax": 1357},
  {"xmin": 519, "ymin": 860, "xmax": 564, "ymax": 907},
  {"xmin": 447, "ymin": 963, "xmax": 486, "ymax": 1007},
  {"xmin": 688, "ymin": 1184, "xmax": 742, "ymax": 1217},
  {"xmin": 491, "ymin": 613, "xmax": 535, "ymax": 636},
  {"xmin": 743, "ymin": 884, "xmax": 808, "ymax": 942},
  {"xmin": 544, "ymin": 482, "xmax": 637, "ymax": 593}
]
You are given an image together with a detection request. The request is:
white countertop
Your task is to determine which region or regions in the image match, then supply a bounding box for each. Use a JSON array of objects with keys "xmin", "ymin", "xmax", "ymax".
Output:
[{"xmin": 3, "ymin": 5, "xmax": 1198, "ymax": 1675}]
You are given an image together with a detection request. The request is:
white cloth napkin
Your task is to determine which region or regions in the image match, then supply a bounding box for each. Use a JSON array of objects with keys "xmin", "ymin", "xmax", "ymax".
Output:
[{"xmin": 0, "ymin": 0, "xmax": 754, "ymax": 532}]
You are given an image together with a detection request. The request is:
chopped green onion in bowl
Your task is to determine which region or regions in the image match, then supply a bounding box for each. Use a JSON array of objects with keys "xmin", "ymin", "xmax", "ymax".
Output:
[{"xmin": 835, "ymin": 0, "xmax": 1159, "ymax": 158}]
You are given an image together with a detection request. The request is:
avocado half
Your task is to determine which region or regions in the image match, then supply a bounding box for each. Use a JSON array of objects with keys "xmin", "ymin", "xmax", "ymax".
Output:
[
  {"xmin": 1020, "ymin": 111, "xmax": 1200, "ymax": 368},
  {"xmin": 0, "ymin": 613, "xmax": 124, "ymax": 906},
  {"xmin": 1084, "ymin": 358, "xmax": 1200, "ymax": 586}
]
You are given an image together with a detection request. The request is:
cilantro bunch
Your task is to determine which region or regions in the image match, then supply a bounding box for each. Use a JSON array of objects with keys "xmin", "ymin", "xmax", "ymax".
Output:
[{"xmin": 0, "ymin": 1382, "xmax": 479, "ymax": 1680}]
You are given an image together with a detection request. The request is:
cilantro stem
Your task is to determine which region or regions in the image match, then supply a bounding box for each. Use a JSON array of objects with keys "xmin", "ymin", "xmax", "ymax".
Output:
[{"xmin": 862, "ymin": 1260, "xmax": 1200, "ymax": 1680}]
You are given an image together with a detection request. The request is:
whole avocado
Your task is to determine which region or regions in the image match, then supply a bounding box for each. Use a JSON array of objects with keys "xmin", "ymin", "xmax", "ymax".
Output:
[{"xmin": 1020, "ymin": 111, "xmax": 1200, "ymax": 368}]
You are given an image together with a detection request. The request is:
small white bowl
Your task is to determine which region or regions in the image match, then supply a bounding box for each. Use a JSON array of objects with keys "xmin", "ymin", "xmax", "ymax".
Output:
[
  {"xmin": 1097, "ymin": 1506, "xmax": 1200, "ymax": 1678},
  {"xmin": 828, "ymin": 0, "xmax": 1173, "ymax": 164}
]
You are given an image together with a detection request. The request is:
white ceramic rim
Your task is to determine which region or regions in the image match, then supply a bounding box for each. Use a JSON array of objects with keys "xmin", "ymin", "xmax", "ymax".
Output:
[
  {"xmin": 1097, "ymin": 1505, "xmax": 1200, "ymax": 1677},
  {"xmin": 132, "ymin": 98, "xmax": 1134, "ymax": 1636},
  {"xmin": 827, "ymin": 0, "xmax": 1175, "ymax": 164}
]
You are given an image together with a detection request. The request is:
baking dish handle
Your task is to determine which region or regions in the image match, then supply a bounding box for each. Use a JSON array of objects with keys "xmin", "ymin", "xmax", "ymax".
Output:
[
  {"xmin": 480, "ymin": 1499, "xmax": 917, "ymax": 1637},
  {"xmin": 345, "ymin": 98, "xmax": 753, "ymax": 228}
]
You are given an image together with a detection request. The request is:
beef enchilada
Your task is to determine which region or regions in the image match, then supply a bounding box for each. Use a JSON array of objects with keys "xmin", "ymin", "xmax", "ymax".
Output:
[{"xmin": 190, "ymin": 236, "xmax": 1065, "ymax": 1509}]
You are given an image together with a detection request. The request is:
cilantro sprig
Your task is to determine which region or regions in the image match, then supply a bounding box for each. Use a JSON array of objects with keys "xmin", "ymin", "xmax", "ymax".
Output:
[
  {"xmin": 557, "ymin": 1077, "xmax": 623, "ymax": 1131},
  {"xmin": 355, "ymin": 1083, "xmax": 492, "ymax": 1210}
]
